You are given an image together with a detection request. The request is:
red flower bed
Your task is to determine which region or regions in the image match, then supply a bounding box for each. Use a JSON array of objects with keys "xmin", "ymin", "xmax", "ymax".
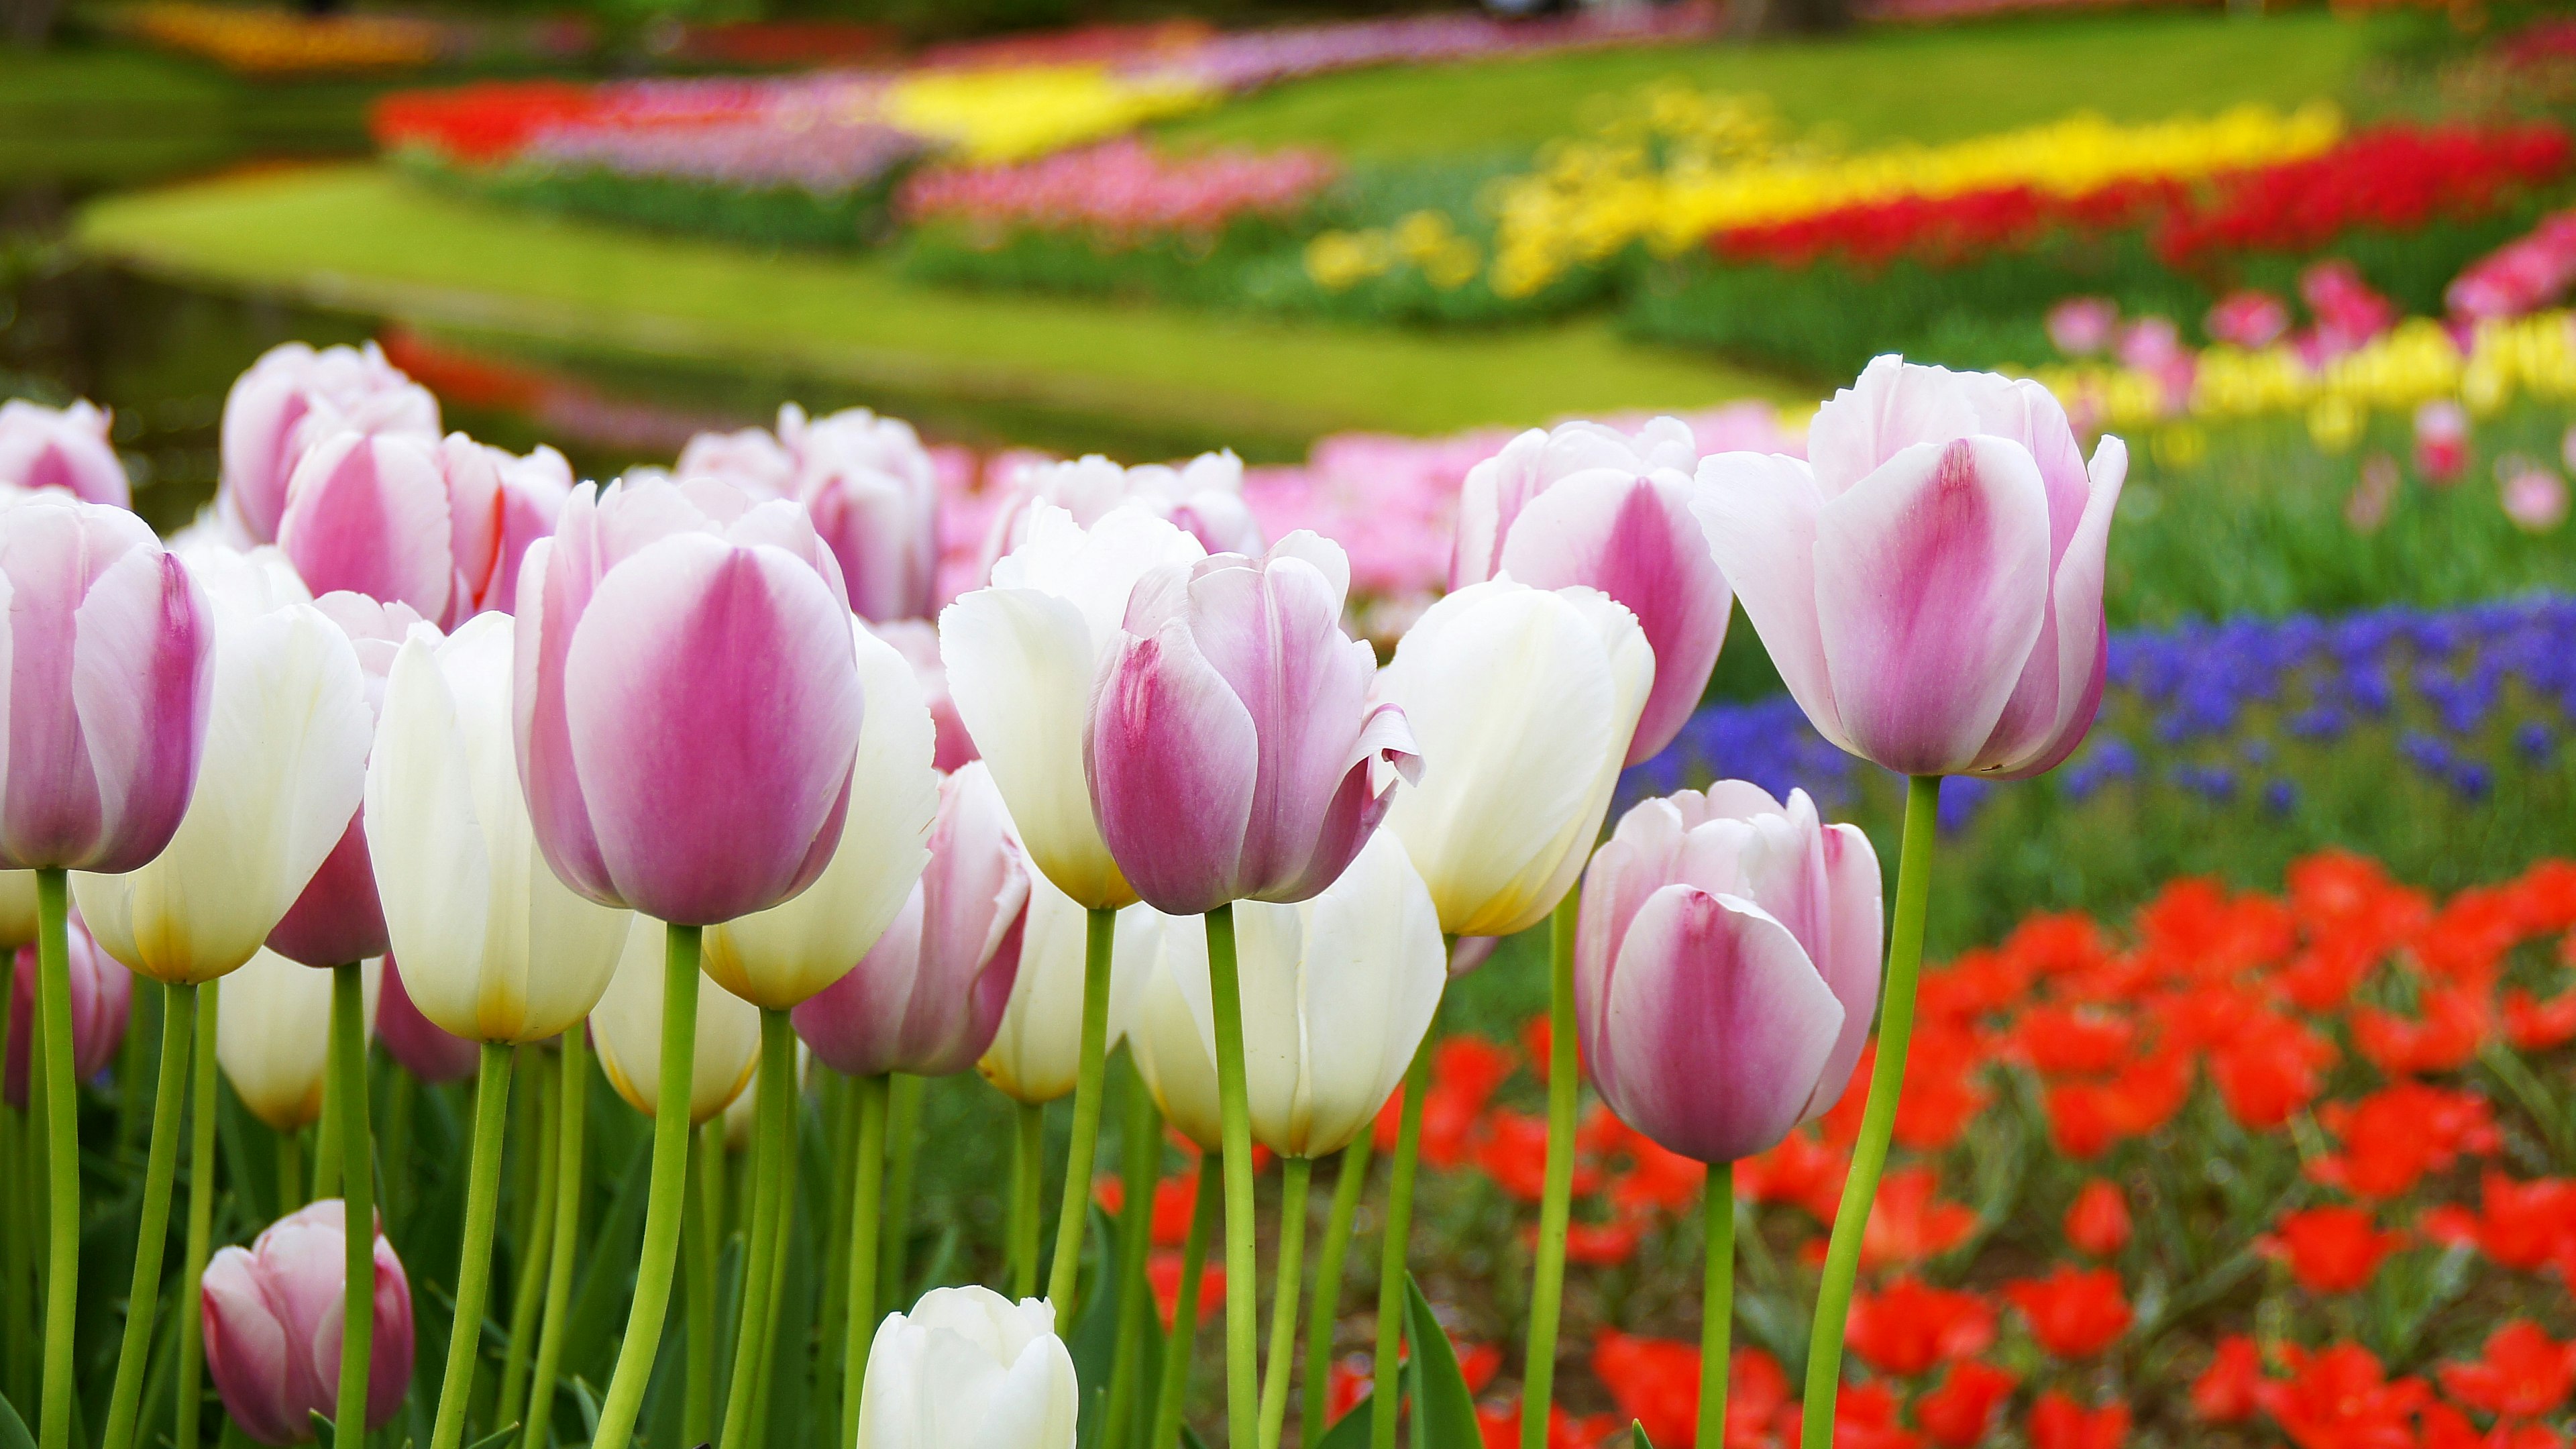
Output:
[{"xmin": 372, "ymin": 80, "xmax": 606, "ymax": 165}]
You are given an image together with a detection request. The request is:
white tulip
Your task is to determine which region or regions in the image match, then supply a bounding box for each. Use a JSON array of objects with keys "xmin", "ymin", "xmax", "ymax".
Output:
[
  {"xmin": 364, "ymin": 612, "xmax": 630, "ymax": 1043},
  {"xmin": 702, "ymin": 619, "xmax": 938, "ymax": 1010},
  {"xmin": 74, "ymin": 549, "xmax": 373, "ymax": 985},
  {"xmin": 1124, "ymin": 830, "xmax": 1444, "ymax": 1159},
  {"xmin": 939, "ymin": 504, "xmax": 1205, "ymax": 910},
  {"xmin": 975, "ymin": 871, "xmax": 1148, "ymax": 1106},
  {"xmin": 1374, "ymin": 580, "xmax": 1652, "ymax": 938},
  {"xmin": 592, "ymin": 912, "xmax": 760, "ymax": 1126},
  {"xmin": 215, "ymin": 948, "xmax": 380, "ymax": 1132},
  {"xmin": 0, "ymin": 871, "xmax": 37, "ymax": 948},
  {"xmin": 856, "ymin": 1286, "xmax": 1078, "ymax": 1449}
]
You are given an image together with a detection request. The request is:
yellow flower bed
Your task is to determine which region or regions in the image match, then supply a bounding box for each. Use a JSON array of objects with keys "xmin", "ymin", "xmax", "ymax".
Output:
[
  {"xmin": 2025, "ymin": 313, "xmax": 2576, "ymax": 445},
  {"xmin": 884, "ymin": 65, "xmax": 1218, "ymax": 165},
  {"xmin": 127, "ymin": 1, "xmax": 443, "ymax": 73}
]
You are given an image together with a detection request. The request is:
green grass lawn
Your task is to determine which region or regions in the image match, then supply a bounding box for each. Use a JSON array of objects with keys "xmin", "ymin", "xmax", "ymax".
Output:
[
  {"xmin": 78, "ymin": 164, "xmax": 1793, "ymax": 446},
  {"xmin": 1159, "ymin": 9, "xmax": 2392, "ymax": 160},
  {"xmin": 0, "ymin": 41, "xmax": 385, "ymax": 184}
]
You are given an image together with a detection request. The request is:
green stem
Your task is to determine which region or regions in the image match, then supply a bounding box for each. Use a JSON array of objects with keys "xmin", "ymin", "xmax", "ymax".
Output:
[
  {"xmin": 1146, "ymin": 1153, "xmax": 1222, "ymax": 1449},
  {"xmin": 1256, "ymin": 1157, "xmax": 1311, "ymax": 1449},
  {"xmin": 276, "ymin": 1128, "xmax": 305, "ymax": 1217},
  {"xmin": 682, "ymin": 1123, "xmax": 720, "ymax": 1449},
  {"xmin": 718, "ymin": 1010, "xmax": 794, "ymax": 1449},
  {"xmin": 879, "ymin": 1074, "xmax": 922, "ymax": 1304},
  {"xmin": 1801, "ymin": 775, "xmax": 1939, "ymax": 1449},
  {"xmin": 495, "ymin": 1053, "xmax": 559, "ymax": 1438},
  {"xmin": 1521, "ymin": 890, "xmax": 1582, "ymax": 1449},
  {"xmin": 0, "ymin": 943, "xmax": 14, "ymax": 1405},
  {"xmin": 100, "ymin": 981, "xmax": 195, "ymax": 1449},
  {"xmin": 382, "ymin": 1069, "xmax": 413, "ymax": 1245},
  {"xmin": 314, "ymin": 1065, "xmax": 340, "ymax": 1202},
  {"xmin": 840, "ymin": 1075, "xmax": 889, "ymax": 1449},
  {"xmin": 176, "ymin": 981, "xmax": 219, "ymax": 1449},
  {"xmin": 592, "ymin": 923, "xmax": 702, "ymax": 1449},
  {"xmin": 34, "ymin": 867, "xmax": 75, "ymax": 1449},
  {"xmin": 430, "ymin": 1043, "xmax": 516, "ymax": 1449},
  {"xmin": 333, "ymin": 964, "xmax": 375, "ymax": 1449},
  {"xmin": 1044, "ymin": 905, "xmax": 1117, "ymax": 1316},
  {"xmin": 1010, "ymin": 1101, "xmax": 1044, "ymax": 1298},
  {"xmin": 1371, "ymin": 1025, "xmax": 1436, "ymax": 1449},
  {"xmin": 1700, "ymin": 1161, "xmax": 1736, "ymax": 1449},
  {"xmin": 816, "ymin": 1073, "xmax": 857, "ymax": 1442},
  {"xmin": 1304, "ymin": 1130, "xmax": 1373, "ymax": 1442},
  {"xmin": 1205, "ymin": 906, "xmax": 1259, "ymax": 1449},
  {"xmin": 741, "ymin": 1073, "xmax": 797, "ymax": 1449},
  {"xmin": 1102, "ymin": 1063, "xmax": 1164, "ymax": 1449},
  {"xmin": 524, "ymin": 1026, "xmax": 588, "ymax": 1449}
]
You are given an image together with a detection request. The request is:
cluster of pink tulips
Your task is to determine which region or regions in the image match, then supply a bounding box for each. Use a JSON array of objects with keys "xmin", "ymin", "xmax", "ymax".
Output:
[{"xmin": 0, "ymin": 340, "xmax": 2121, "ymax": 1449}]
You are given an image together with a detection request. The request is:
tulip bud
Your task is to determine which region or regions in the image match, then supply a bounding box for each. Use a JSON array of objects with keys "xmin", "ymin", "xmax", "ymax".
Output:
[
  {"xmin": 1450, "ymin": 417, "xmax": 1730, "ymax": 763},
  {"xmin": 1695, "ymin": 356, "xmax": 2125, "ymax": 780},
  {"xmin": 220, "ymin": 341, "xmax": 439, "ymax": 545},
  {"xmin": 872, "ymin": 619, "xmax": 977, "ymax": 771},
  {"xmin": 276, "ymin": 431, "xmax": 570, "ymax": 631},
  {"xmin": 592, "ymin": 912, "xmax": 760, "ymax": 1126},
  {"xmin": 73, "ymin": 545, "xmax": 373, "ymax": 985},
  {"xmin": 1574, "ymin": 784, "xmax": 1882, "ymax": 1164},
  {"xmin": 1124, "ymin": 830, "xmax": 1442, "ymax": 1158},
  {"xmin": 0, "ymin": 398, "xmax": 129, "ymax": 506},
  {"xmin": 1376, "ymin": 579, "xmax": 1652, "ymax": 938},
  {"xmin": 368, "ymin": 612, "xmax": 630, "ymax": 1042},
  {"xmin": 376, "ymin": 954, "xmax": 480, "ymax": 1085},
  {"xmin": 855, "ymin": 1286, "xmax": 1079, "ymax": 1449},
  {"xmin": 201, "ymin": 1199, "xmax": 413, "ymax": 1445},
  {"xmin": 215, "ymin": 949, "xmax": 381, "ymax": 1132},
  {"xmin": 702, "ymin": 621, "xmax": 938, "ymax": 1010},
  {"xmin": 792, "ymin": 761, "xmax": 1026, "ymax": 1078},
  {"xmin": 514, "ymin": 476, "xmax": 866, "ymax": 926},
  {"xmin": 3, "ymin": 909, "xmax": 132, "ymax": 1109},
  {"xmin": 941, "ymin": 504, "xmax": 1206, "ymax": 910},
  {"xmin": 981, "ymin": 451, "xmax": 1262, "ymax": 580},
  {"xmin": 0, "ymin": 497, "xmax": 215, "ymax": 873},
  {"xmin": 266, "ymin": 593, "xmax": 423, "ymax": 969},
  {"xmin": 1086, "ymin": 532, "xmax": 1419, "ymax": 916}
]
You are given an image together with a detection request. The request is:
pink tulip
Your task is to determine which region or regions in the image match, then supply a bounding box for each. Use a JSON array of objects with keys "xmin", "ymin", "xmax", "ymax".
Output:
[
  {"xmin": 0, "ymin": 399, "xmax": 129, "ymax": 507},
  {"xmin": 2205, "ymin": 290, "xmax": 2292, "ymax": 350},
  {"xmin": 2502, "ymin": 463, "xmax": 2570, "ymax": 533},
  {"xmin": 1695, "ymin": 356, "xmax": 2125, "ymax": 780},
  {"xmin": 0, "ymin": 496, "xmax": 215, "ymax": 871},
  {"xmin": 1450, "ymin": 417, "xmax": 1730, "ymax": 763},
  {"xmin": 375, "ymin": 954, "xmax": 481, "ymax": 1084},
  {"xmin": 792, "ymin": 408, "xmax": 941, "ymax": 623},
  {"xmin": 2415, "ymin": 400, "xmax": 2470, "ymax": 485},
  {"xmin": 981, "ymin": 452, "xmax": 1264, "ymax": 581},
  {"xmin": 266, "ymin": 595, "xmax": 426, "ymax": 968},
  {"xmin": 201, "ymin": 1199, "xmax": 415, "ymax": 1445},
  {"xmin": 2044, "ymin": 297, "xmax": 2118, "ymax": 358},
  {"xmin": 514, "ymin": 476, "xmax": 865, "ymax": 926},
  {"xmin": 872, "ymin": 619, "xmax": 978, "ymax": 771},
  {"xmin": 790, "ymin": 761, "xmax": 1028, "ymax": 1078},
  {"xmin": 276, "ymin": 431, "xmax": 570, "ymax": 630},
  {"xmin": 3, "ymin": 909, "xmax": 131, "ymax": 1109},
  {"xmin": 220, "ymin": 342, "xmax": 440, "ymax": 545},
  {"xmin": 1086, "ymin": 532, "xmax": 1418, "ymax": 916},
  {"xmin": 1574, "ymin": 783, "xmax": 1881, "ymax": 1164}
]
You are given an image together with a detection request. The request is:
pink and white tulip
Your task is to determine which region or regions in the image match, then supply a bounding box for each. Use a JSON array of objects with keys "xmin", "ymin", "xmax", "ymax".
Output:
[
  {"xmin": 1451, "ymin": 417, "xmax": 1729, "ymax": 763},
  {"xmin": 873, "ymin": 619, "xmax": 977, "ymax": 771},
  {"xmin": 220, "ymin": 342, "xmax": 439, "ymax": 545},
  {"xmin": 678, "ymin": 405, "xmax": 941, "ymax": 621},
  {"xmin": 980, "ymin": 451, "xmax": 1263, "ymax": 579},
  {"xmin": 265, "ymin": 594, "xmax": 423, "ymax": 969},
  {"xmin": 2, "ymin": 909, "xmax": 131, "ymax": 1109},
  {"xmin": 1694, "ymin": 356, "xmax": 2125, "ymax": 780},
  {"xmin": 0, "ymin": 497, "xmax": 215, "ymax": 873},
  {"xmin": 201, "ymin": 1199, "xmax": 413, "ymax": 1445},
  {"xmin": 1575, "ymin": 784, "xmax": 1882, "ymax": 1165},
  {"xmin": 0, "ymin": 399, "xmax": 129, "ymax": 506},
  {"xmin": 792, "ymin": 761, "xmax": 1029, "ymax": 1078},
  {"xmin": 1086, "ymin": 532, "xmax": 1417, "ymax": 916},
  {"xmin": 513, "ymin": 475, "xmax": 865, "ymax": 926},
  {"xmin": 376, "ymin": 954, "xmax": 480, "ymax": 1085},
  {"xmin": 276, "ymin": 431, "xmax": 569, "ymax": 630}
]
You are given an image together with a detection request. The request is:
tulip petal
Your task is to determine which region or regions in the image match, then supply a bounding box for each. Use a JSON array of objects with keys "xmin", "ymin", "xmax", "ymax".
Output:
[
  {"xmin": 1693, "ymin": 453, "xmax": 1848, "ymax": 756},
  {"xmin": 201, "ymin": 1249, "xmax": 304, "ymax": 1446},
  {"xmin": 1285, "ymin": 832, "xmax": 1445, "ymax": 1157},
  {"xmin": 562, "ymin": 532, "xmax": 863, "ymax": 926},
  {"xmin": 513, "ymin": 532, "xmax": 617, "ymax": 906},
  {"xmin": 1597, "ymin": 886, "xmax": 1843, "ymax": 1164},
  {"xmin": 1086, "ymin": 620, "xmax": 1257, "ymax": 917},
  {"xmin": 68, "ymin": 544, "xmax": 213, "ymax": 872},
  {"xmin": 1805, "ymin": 820, "xmax": 1884, "ymax": 1121},
  {"xmin": 366, "ymin": 627, "xmax": 499, "ymax": 1039},
  {"xmin": 1499, "ymin": 470, "xmax": 1732, "ymax": 763},
  {"xmin": 276, "ymin": 433, "xmax": 456, "ymax": 623},
  {"xmin": 1813, "ymin": 437, "xmax": 2052, "ymax": 777},
  {"xmin": 1977, "ymin": 434, "xmax": 2125, "ymax": 778},
  {"xmin": 1807, "ymin": 354, "xmax": 1991, "ymax": 498}
]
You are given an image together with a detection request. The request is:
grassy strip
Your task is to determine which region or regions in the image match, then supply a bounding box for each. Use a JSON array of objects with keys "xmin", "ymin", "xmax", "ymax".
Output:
[{"xmin": 75, "ymin": 163, "xmax": 1793, "ymax": 443}]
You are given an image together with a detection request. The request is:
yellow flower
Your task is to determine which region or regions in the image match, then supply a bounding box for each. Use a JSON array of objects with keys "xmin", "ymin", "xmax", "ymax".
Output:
[{"xmin": 884, "ymin": 64, "xmax": 1216, "ymax": 164}]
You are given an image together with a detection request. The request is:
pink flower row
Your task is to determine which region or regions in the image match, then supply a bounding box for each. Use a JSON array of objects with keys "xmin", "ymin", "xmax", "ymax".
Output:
[{"xmin": 896, "ymin": 138, "xmax": 1340, "ymax": 237}]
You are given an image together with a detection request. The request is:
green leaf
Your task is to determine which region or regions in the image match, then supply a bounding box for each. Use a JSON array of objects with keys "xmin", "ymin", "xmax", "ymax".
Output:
[
  {"xmin": 1633, "ymin": 1422, "xmax": 1658, "ymax": 1449},
  {"xmin": 462, "ymin": 1423, "xmax": 522, "ymax": 1449},
  {"xmin": 1313, "ymin": 1397, "xmax": 1375, "ymax": 1449},
  {"xmin": 572, "ymin": 1377, "xmax": 603, "ymax": 1440},
  {"xmin": 0, "ymin": 1389, "xmax": 37, "ymax": 1449},
  {"xmin": 1403, "ymin": 1273, "xmax": 1483, "ymax": 1449},
  {"xmin": 1181, "ymin": 1428, "xmax": 1213, "ymax": 1449},
  {"xmin": 308, "ymin": 1411, "xmax": 337, "ymax": 1449}
]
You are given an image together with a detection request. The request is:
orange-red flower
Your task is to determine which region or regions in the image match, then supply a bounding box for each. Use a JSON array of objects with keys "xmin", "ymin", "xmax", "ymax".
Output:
[
  {"xmin": 1592, "ymin": 1331, "xmax": 1699, "ymax": 1447},
  {"xmin": 2436, "ymin": 1321, "xmax": 2576, "ymax": 1419},
  {"xmin": 2310, "ymin": 1082, "xmax": 2498, "ymax": 1199},
  {"xmin": 2002, "ymin": 1266, "xmax": 2131, "ymax": 1360},
  {"xmin": 1913, "ymin": 1360, "xmax": 2018, "ymax": 1449},
  {"xmin": 2421, "ymin": 1171, "xmax": 2576, "ymax": 1272},
  {"xmin": 2194, "ymin": 1335, "xmax": 2265, "ymax": 1423},
  {"xmin": 2210, "ymin": 1011, "xmax": 2335, "ymax": 1128},
  {"xmin": 2267, "ymin": 1206, "xmax": 2404, "ymax": 1294},
  {"xmin": 1845, "ymin": 1277, "xmax": 1996, "ymax": 1377},
  {"xmin": 2254, "ymin": 1343, "xmax": 2428, "ymax": 1449},
  {"xmin": 1856, "ymin": 1167, "xmax": 1978, "ymax": 1269},
  {"xmin": 2027, "ymin": 1392, "xmax": 2129, "ymax": 1449},
  {"xmin": 2064, "ymin": 1179, "xmax": 2132, "ymax": 1257}
]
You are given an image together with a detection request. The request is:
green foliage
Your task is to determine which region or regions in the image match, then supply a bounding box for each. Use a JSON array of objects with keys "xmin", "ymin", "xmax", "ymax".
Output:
[{"xmin": 407, "ymin": 153, "xmax": 910, "ymax": 254}]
